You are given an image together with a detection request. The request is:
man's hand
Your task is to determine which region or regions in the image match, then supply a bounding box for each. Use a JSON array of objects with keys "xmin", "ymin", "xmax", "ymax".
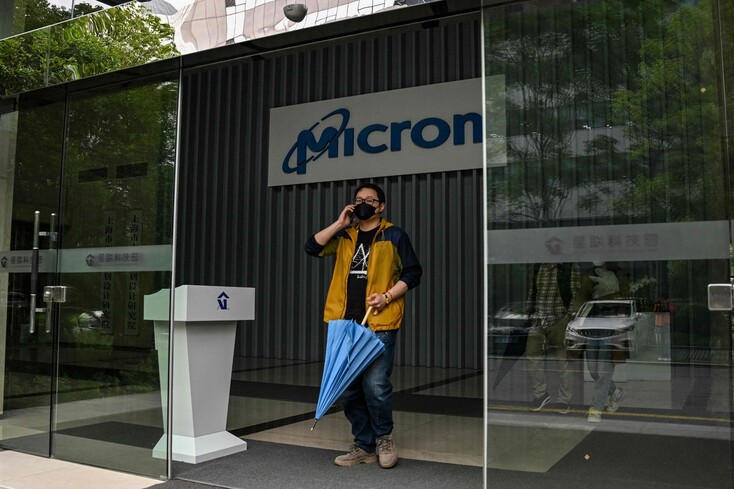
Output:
[
  {"xmin": 336, "ymin": 204, "xmax": 355, "ymax": 229},
  {"xmin": 366, "ymin": 292, "xmax": 388, "ymax": 314},
  {"xmin": 315, "ymin": 204, "xmax": 355, "ymax": 246}
]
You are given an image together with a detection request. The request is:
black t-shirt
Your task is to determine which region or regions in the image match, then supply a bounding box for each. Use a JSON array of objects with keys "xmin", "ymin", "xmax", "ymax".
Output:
[{"xmin": 344, "ymin": 227, "xmax": 379, "ymax": 321}]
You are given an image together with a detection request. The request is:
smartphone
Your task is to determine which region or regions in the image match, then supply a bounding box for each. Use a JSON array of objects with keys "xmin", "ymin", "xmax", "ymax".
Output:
[{"xmin": 348, "ymin": 210, "xmax": 358, "ymax": 226}]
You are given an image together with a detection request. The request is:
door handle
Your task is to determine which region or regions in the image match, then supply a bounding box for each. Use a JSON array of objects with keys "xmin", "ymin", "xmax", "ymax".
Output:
[
  {"xmin": 29, "ymin": 211, "xmax": 57, "ymax": 334},
  {"xmin": 29, "ymin": 211, "xmax": 40, "ymax": 333},
  {"xmin": 43, "ymin": 287, "xmax": 53, "ymax": 333},
  {"xmin": 43, "ymin": 285, "xmax": 67, "ymax": 333}
]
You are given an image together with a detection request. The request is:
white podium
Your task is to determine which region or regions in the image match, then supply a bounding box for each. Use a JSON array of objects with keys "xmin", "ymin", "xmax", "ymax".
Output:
[{"xmin": 144, "ymin": 285, "xmax": 255, "ymax": 464}]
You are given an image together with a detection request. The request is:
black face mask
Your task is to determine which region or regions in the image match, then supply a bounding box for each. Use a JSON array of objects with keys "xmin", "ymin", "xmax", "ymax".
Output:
[{"xmin": 353, "ymin": 202, "xmax": 377, "ymax": 221}]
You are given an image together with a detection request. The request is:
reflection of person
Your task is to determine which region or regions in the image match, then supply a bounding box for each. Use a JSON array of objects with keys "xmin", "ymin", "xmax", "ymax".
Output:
[
  {"xmin": 577, "ymin": 261, "xmax": 628, "ymax": 302},
  {"xmin": 576, "ymin": 261, "xmax": 628, "ymax": 423},
  {"xmin": 525, "ymin": 263, "xmax": 581, "ymax": 413},
  {"xmin": 304, "ymin": 183, "xmax": 422, "ymax": 469},
  {"xmin": 653, "ymin": 299, "xmax": 673, "ymax": 361}
]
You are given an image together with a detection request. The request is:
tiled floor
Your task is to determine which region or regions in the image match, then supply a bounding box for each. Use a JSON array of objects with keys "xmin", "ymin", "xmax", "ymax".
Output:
[
  {"xmin": 1, "ymin": 355, "xmax": 731, "ymax": 488},
  {"xmin": 246, "ymin": 409, "xmax": 484, "ymax": 466},
  {"xmin": 0, "ymin": 450, "xmax": 158, "ymax": 489},
  {"xmin": 0, "ymin": 361, "xmax": 485, "ymax": 485}
]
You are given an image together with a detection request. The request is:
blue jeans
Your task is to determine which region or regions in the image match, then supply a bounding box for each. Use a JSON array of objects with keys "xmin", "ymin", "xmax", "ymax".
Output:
[
  {"xmin": 340, "ymin": 330, "xmax": 397, "ymax": 454},
  {"xmin": 586, "ymin": 339, "xmax": 616, "ymax": 411},
  {"xmin": 655, "ymin": 326, "xmax": 671, "ymax": 359}
]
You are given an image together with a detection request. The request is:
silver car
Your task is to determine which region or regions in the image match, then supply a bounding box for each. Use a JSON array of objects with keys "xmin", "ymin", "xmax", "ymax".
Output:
[
  {"xmin": 565, "ymin": 300, "xmax": 639, "ymax": 352},
  {"xmin": 0, "ymin": 292, "xmax": 28, "ymax": 310},
  {"xmin": 488, "ymin": 302, "xmax": 539, "ymax": 355}
]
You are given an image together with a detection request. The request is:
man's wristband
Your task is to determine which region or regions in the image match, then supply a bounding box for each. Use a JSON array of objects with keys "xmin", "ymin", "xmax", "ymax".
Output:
[{"xmin": 384, "ymin": 292, "xmax": 393, "ymax": 304}]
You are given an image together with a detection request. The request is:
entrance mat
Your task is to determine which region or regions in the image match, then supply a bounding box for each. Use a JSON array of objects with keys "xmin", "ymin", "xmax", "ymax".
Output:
[
  {"xmin": 548, "ymin": 430, "xmax": 731, "ymax": 488},
  {"xmin": 0, "ymin": 433, "xmax": 49, "ymax": 454},
  {"xmin": 146, "ymin": 440, "xmax": 482, "ymax": 489},
  {"xmin": 55, "ymin": 421, "xmax": 162, "ymax": 449},
  {"xmin": 146, "ymin": 435, "xmax": 730, "ymax": 489}
]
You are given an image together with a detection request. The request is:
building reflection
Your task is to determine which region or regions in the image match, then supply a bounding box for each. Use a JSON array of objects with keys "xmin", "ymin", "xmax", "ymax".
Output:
[
  {"xmin": 150, "ymin": 0, "xmax": 405, "ymax": 54},
  {"xmin": 0, "ymin": 0, "xmax": 438, "ymax": 96}
]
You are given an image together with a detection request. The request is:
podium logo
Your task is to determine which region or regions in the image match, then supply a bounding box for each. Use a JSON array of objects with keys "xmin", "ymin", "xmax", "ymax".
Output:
[{"xmin": 217, "ymin": 291, "xmax": 230, "ymax": 310}]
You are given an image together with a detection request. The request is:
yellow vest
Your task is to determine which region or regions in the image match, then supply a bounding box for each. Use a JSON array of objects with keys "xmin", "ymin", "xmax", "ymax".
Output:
[{"xmin": 320, "ymin": 219, "xmax": 405, "ymax": 331}]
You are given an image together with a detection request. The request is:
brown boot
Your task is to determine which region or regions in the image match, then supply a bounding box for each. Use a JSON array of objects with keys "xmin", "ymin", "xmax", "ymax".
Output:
[
  {"xmin": 376, "ymin": 434, "xmax": 398, "ymax": 469},
  {"xmin": 334, "ymin": 444, "xmax": 377, "ymax": 467}
]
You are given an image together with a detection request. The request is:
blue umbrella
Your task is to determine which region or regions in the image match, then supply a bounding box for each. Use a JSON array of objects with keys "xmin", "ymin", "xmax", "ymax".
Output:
[{"xmin": 312, "ymin": 307, "xmax": 385, "ymax": 429}]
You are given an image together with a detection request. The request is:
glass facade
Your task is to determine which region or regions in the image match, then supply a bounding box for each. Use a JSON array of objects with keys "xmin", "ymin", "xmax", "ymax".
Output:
[
  {"xmin": 484, "ymin": 0, "xmax": 734, "ymax": 487},
  {"xmin": 0, "ymin": 98, "xmax": 64, "ymax": 458},
  {"xmin": 0, "ymin": 0, "xmax": 125, "ymax": 40},
  {"xmin": 169, "ymin": 13, "xmax": 484, "ymax": 480},
  {"xmin": 1, "ymin": 0, "xmax": 733, "ymax": 486},
  {"xmin": 0, "ymin": 74, "xmax": 179, "ymax": 477},
  {"xmin": 0, "ymin": 2, "xmax": 179, "ymax": 98},
  {"xmin": 0, "ymin": 0, "xmax": 427, "ymax": 98}
]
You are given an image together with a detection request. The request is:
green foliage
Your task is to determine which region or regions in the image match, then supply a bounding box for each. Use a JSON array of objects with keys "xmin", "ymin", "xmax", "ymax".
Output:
[
  {"xmin": 16, "ymin": 0, "xmax": 70, "ymax": 33},
  {"xmin": 483, "ymin": 0, "xmax": 657, "ymax": 224},
  {"xmin": 485, "ymin": 0, "xmax": 726, "ymax": 226},
  {"xmin": 0, "ymin": 1, "xmax": 178, "ymax": 97},
  {"xmin": 0, "ymin": 28, "xmax": 51, "ymax": 96},
  {"xmin": 611, "ymin": 0, "xmax": 724, "ymax": 222}
]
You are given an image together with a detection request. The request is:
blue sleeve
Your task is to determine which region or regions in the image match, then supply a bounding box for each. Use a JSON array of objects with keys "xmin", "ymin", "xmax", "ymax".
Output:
[
  {"xmin": 304, "ymin": 234, "xmax": 324, "ymax": 257},
  {"xmin": 305, "ymin": 232, "xmax": 344, "ymax": 257},
  {"xmin": 397, "ymin": 232, "xmax": 422, "ymax": 289}
]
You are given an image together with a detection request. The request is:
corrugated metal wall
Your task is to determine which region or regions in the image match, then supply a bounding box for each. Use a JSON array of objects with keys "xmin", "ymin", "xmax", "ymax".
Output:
[{"xmin": 176, "ymin": 13, "xmax": 484, "ymax": 369}]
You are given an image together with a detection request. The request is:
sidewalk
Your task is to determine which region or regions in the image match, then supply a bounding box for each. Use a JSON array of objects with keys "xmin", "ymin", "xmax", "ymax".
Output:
[{"xmin": 0, "ymin": 451, "xmax": 159, "ymax": 489}]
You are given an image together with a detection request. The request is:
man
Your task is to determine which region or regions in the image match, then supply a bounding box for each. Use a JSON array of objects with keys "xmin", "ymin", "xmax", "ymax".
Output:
[
  {"xmin": 575, "ymin": 262, "xmax": 628, "ymax": 422},
  {"xmin": 305, "ymin": 183, "xmax": 422, "ymax": 469},
  {"xmin": 525, "ymin": 262, "xmax": 581, "ymax": 413}
]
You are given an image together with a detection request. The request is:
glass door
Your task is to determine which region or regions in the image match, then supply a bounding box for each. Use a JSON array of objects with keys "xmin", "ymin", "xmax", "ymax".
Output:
[
  {"xmin": 49, "ymin": 77, "xmax": 177, "ymax": 477},
  {"xmin": 1, "ymin": 74, "xmax": 178, "ymax": 478},
  {"xmin": 0, "ymin": 100, "xmax": 64, "ymax": 457},
  {"xmin": 49, "ymin": 78, "xmax": 178, "ymax": 477},
  {"xmin": 482, "ymin": 1, "xmax": 734, "ymax": 488}
]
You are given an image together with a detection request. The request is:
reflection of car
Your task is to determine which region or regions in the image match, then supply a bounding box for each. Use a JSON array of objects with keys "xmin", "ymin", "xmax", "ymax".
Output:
[
  {"xmin": 0, "ymin": 292, "xmax": 29, "ymax": 310},
  {"xmin": 565, "ymin": 300, "xmax": 640, "ymax": 352},
  {"xmin": 69, "ymin": 310, "xmax": 108, "ymax": 331},
  {"xmin": 489, "ymin": 302, "xmax": 537, "ymax": 352}
]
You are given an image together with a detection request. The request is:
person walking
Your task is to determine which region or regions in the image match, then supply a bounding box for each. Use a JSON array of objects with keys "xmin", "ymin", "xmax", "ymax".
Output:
[
  {"xmin": 305, "ymin": 183, "xmax": 422, "ymax": 469},
  {"xmin": 575, "ymin": 262, "xmax": 628, "ymax": 422},
  {"xmin": 525, "ymin": 262, "xmax": 581, "ymax": 413}
]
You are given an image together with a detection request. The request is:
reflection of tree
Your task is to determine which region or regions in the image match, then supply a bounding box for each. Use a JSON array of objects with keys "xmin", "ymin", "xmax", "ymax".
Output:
[
  {"xmin": 576, "ymin": 135, "xmax": 635, "ymax": 219},
  {"xmin": 17, "ymin": 0, "xmax": 66, "ymax": 30},
  {"xmin": 485, "ymin": 0, "xmax": 725, "ymax": 227},
  {"xmin": 12, "ymin": 79, "xmax": 179, "ymax": 353},
  {"xmin": 12, "ymin": 103, "xmax": 65, "ymax": 218},
  {"xmin": 611, "ymin": 0, "xmax": 724, "ymax": 222},
  {"xmin": 601, "ymin": 0, "xmax": 727, "ymax": 351},
  {"xmin": 508, "ymin": 176, "xmax": 570, "ymax": 222},
  {"xmin": 5, "ymin": 0, "xmax": 179, "ymax": 274},
  {"xmin": 13, "ymin": 0, "xmax": 101, "ymax": 32},
  {"xmin": 60, "ymin": 79, "xmax": 177, "ymax": 350},
  {"xmin": 63, "ymin": 80, "xmax": 179, "ymax": 248},
  {"xmin": 0, "ymin": 1, "xmax": 178, "ymax": 97},
  {"xmin": 485, "ymin": 9, "xmax": 612, "ymax": 225}
]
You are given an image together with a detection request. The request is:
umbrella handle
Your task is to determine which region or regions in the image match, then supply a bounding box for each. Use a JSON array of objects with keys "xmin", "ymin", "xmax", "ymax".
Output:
[{"xmin": 361, "ymin": 306, "xmax": 373, "ymax": 325}]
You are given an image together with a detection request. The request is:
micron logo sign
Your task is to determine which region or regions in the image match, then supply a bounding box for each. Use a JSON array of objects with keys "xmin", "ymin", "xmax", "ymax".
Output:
[
  {"xmin": 268, "ymin": 78, "xmax": 489, "ymax": 186},
  {"xmin": 281, "ymin": 107, "xmax": 483, "ymax": 175}
]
